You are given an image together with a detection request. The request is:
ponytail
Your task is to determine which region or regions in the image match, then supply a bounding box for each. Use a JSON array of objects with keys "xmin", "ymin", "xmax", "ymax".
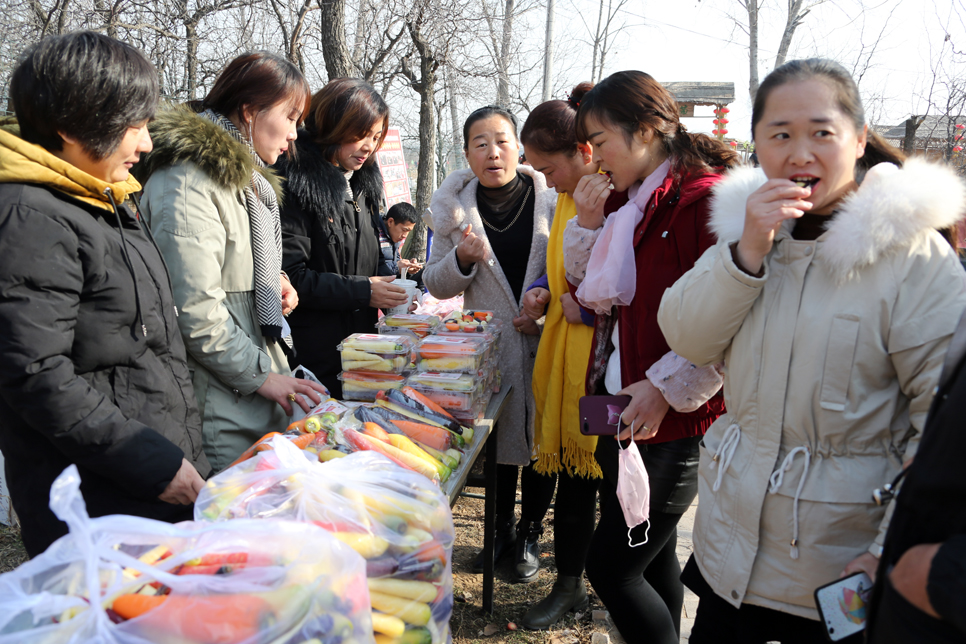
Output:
[
  {"xmin": 576, "ymin": 71, "xmax": 739, "ymax": 176},
  {"xmin": 520, "ymin": 82, "xmax": 594, "ymax": 157}
]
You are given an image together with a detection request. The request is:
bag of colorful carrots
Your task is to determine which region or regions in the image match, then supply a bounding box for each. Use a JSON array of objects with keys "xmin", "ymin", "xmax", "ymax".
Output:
[
  {"xmin": 0, "ymin": 464, "xmax": 371, "ymax": 644},
  {"xmin": 196, "ymin": 438, "xmax": 455, "ymax": 644}
]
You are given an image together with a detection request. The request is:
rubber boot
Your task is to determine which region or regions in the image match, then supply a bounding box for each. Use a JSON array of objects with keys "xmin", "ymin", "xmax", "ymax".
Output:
[
  {"xmin": 472, "ymin": 517, "xmax": 516, "ymax": 573},
  {"xmin": 519, "ymin": 575, "xmax": 590, "ymax": 630},
  {"xmin": 512, "ymin": 520, "xmax": 542, "ymax": 582}
]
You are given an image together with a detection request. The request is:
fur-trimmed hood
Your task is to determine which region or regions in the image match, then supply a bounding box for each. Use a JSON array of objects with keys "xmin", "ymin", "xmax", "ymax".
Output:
[
  {"xmin": 709, "ymin": 158, "xmax": 966, "ymax": 281},
  {"xmin": 428, "ymin": 165, "xmax": 556, "ymax": 239},
  {"xmin": 136, "ymin": 104, "xmax": 282, "ymax": 201},
  {"xmin": 274, "ymin": 130, "xmax": 385, "ymax": 223}
]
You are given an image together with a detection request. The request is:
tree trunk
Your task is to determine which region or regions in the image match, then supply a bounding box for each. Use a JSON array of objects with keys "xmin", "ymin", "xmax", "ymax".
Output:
[
  {"xmin": 903, "ymin": 116, "xmax": 918, "ymax": 154},
  {"xmin": 447, "ymin": 67, "xmax": 462, "ymax": 170},
  {"xmin": 747, "ymin": 0, "xmax": 759, "ymax": 102},
  {"xmin": 542, "ymin": 0, "xmax": 555, "ymax": 101},
  {"xmin": 591, "ymin": 0, "xmax": 604, "ymax": 83},
  {"xmin": 775, "ymin": 0, "xmax": 806, "ymax": 69},
  {"xmin": 352, "ymin": 0, "xmax": 367, "ymax": 68},
  {"xmin": 497, "ymin": 0, "xmax": 514, "ymax": 105},
  {"xmin": 318, "ymin": 0, "xmax": 355, "ymax": 79},
  {"xmin": 185, "ymin": 21, "xmax": 199, "ymax": 98}
]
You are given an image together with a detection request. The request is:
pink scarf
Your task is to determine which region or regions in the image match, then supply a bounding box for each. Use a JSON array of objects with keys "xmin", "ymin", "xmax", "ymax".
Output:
[{"xmin": 576, "ymin": 160, "xmax": 672, "ymax": 314}]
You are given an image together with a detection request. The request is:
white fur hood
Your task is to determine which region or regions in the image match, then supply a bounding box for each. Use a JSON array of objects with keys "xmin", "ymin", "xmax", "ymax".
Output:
[
  {"xmin": 426, "ymin": 164, "xmax": 557, "ymax": 237},
  {"xmin": 709, "ymin": 158, "xmax": 966, "ymax": 281}
]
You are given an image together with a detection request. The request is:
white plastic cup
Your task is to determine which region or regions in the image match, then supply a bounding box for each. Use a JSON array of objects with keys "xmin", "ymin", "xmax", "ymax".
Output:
[{"xmin": 385, "ymin": 279, "xmax": 421, "ymax": 315}]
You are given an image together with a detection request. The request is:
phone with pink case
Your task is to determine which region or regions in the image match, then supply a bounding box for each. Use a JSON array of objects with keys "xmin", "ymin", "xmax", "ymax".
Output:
[{"xmin": 578, "ymin": 395, "xmax": 632, "ymax": 436}]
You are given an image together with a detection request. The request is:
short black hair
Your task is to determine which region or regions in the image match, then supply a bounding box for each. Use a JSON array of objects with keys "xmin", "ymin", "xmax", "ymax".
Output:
[
  {"xmin": 386, "ymin": 202, "xmax": 418, "ymax": 225},
  {"xmin": 10, "ymin": 31, "xmax": 159, "ymax": 160}
]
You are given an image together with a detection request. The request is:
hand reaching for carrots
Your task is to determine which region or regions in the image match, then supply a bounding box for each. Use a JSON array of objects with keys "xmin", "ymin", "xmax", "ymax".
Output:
[{"xmin": 159, "ymin": 458, "xmax": 205, "ymax": 505}]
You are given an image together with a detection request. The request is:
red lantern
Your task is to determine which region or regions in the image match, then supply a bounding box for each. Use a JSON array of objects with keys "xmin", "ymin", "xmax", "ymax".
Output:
[
  {"xmin": 729, "ymin": 141, "xmax": 738, "ymax": 147},
  {"xmin": 720, "ymin": 107, "xmax": 731, "ymax": 114},
  {"xmin": 955, "ymin": 146, "xmax": 963, "ymax": 152},
  {"xmin": 713, "ymin": 119, "xmax": 720, "ymax": 125},
  {"xmin": 956, "ymin": 134, "xmax": 963, "ymax": 141},
  {"xmin": 721, "ymin": 129, "xmax": 729, "ymax": 135},
  {"xmin": 956, "ymin": 124, "xmax": 965, "ymax": 130}
]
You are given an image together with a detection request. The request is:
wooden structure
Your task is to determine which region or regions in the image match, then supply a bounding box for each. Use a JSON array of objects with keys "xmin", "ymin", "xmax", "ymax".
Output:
[{"xmin": 664, "ymin": 81, "xmax": 736, "ymax": 118}]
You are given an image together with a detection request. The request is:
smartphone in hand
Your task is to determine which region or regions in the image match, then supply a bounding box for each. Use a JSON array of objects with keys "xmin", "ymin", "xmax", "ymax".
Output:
[
  {"xmin": 814, "ymin": 571, "xmax": 873, "ymax": 641},
  {"xmin": 578, "ymin": 395, "xmax": 632, "ymax": 436}
]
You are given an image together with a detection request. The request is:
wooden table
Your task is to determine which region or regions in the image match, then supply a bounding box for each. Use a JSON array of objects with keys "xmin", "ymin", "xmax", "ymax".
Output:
[{"xmin": 441, "ymin": 385, "xmax": 512, "ymax": 614}]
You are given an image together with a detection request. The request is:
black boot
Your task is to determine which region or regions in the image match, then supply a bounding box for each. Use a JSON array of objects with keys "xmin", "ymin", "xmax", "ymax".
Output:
[
  {"xmin": 519, "ymin": 575, "xmax": 590, "ymax": 630},
  {"xmin": 472, "ymin": 517, "xmax": 516, "ymax": 573},
  {"xmin": 512, "ymin": 520, "xmax": 542, "ymax": 582}
]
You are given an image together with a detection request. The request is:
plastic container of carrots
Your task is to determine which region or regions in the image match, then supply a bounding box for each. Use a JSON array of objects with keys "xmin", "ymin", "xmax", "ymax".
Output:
[
  {"xmin": 406, "ymin": 372, "xmax": 485, "ymax": 411},
  {"xmin": 339, "ymin": 370, "xmax": 408, "ymax": 401},
  {"xmin": 413, "ymin": 336, "xmax": 488, "ymax": 373}
]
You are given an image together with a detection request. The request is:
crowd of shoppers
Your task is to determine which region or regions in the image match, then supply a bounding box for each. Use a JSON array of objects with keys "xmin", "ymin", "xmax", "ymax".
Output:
[{"xmin": 3, "ymin": 29, "xmax": 966, "ymax": 644}]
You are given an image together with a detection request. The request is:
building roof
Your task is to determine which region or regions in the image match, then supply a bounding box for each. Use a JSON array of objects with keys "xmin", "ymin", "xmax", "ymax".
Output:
[
  {"xmin": 878, "ymin": 115, "xmax": 966, "ymax": 143},
  {"xmin": 663, "ymin": 82, "xmax": 735, "ymax": 106}
]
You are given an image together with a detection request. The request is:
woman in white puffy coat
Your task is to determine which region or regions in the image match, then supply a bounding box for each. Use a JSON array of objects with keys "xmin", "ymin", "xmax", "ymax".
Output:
[{"xmin": 658, "ymin": 58, "xmax": 966, "ymax": 643}]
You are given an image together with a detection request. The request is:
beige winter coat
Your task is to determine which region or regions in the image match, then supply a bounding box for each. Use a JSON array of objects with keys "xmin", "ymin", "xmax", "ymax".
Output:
[
  {"xmin": 658, "ymin": 159, "xmax": 966, "ymax": 619},
  {"xmin": 423, "ymin": 166, "xmax": 555, "ymax": 465}
]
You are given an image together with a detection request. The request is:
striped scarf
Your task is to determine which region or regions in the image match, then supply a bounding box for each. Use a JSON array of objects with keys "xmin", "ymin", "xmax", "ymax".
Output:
[{"xmin": 201, "ymin": 110, "xmax": 293, "ymax": 352}]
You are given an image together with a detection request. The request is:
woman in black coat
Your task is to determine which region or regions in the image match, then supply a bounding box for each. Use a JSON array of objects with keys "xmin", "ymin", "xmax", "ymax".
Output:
[
  {"xmin": 275, "ymin": 79, "xmax": 407, "ymax": 396},
  {"xmin": 0, "ymin": 32, "xmax": 210, "ymax": 556}
]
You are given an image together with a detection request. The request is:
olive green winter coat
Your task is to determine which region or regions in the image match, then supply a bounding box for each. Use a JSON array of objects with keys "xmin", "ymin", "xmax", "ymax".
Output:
[{"xmin": 138, "ymin": 105, "xmax": 290, "ymax": 473}]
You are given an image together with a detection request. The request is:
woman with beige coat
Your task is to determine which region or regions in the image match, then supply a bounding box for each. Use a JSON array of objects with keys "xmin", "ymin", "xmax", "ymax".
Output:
[
  {"xmin": 423, "ymin": 105, "xmax": 555, "ymax": 581},
  {"xmin": 658, "ymin": 59, "xmax": 966, "ymax": 642}
]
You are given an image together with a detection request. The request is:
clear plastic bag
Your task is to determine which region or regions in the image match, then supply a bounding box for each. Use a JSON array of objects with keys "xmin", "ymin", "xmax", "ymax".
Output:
[
  {"xmin": 196, "ymin": 438, "xmax": 454, "ymax": 644},
  {"xmin": 0, "ymin": 465, "xmax": 371, "ymax": 644}
]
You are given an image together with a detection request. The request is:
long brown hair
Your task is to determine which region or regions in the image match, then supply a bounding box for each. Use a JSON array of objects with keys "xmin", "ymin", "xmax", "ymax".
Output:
[
  {"xmin": 201, "ymin": 51, "xmax": 311, "ymax": 144},
  {"xmin": 752, "ymin": 58, "xmax": 905, "ymax": 170},
  {"xmin": 306, "ymin": 78, "xmax": 389, "ymax": 167},
  {"xmin": 575, "ymin": 71, "xmax": 739, "ymax": 175},
  {"xmin": 520, "ymin": 82, "xmax": 593, "ymax": 156}
]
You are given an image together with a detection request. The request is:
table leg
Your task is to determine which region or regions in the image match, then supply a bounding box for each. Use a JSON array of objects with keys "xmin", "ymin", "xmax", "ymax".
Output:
[{"xmin": 482, "ymin": 420, "xmax": 498, "ymax": 614}]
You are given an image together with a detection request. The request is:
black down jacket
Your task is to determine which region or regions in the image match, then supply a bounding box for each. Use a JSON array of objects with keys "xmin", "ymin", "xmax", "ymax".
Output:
[
  {"xmin": 0, "ymin": 182, "xmax": 211, "ymax": 557},
  {"xmin": 275, "ymin": 134, "xmax": 385, "ymax": 397}
]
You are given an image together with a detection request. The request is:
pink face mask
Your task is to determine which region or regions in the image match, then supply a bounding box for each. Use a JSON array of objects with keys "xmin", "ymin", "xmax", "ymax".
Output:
[{"xmin": 616, "ymin": 414, "xmax": 651, "ymax": 548}]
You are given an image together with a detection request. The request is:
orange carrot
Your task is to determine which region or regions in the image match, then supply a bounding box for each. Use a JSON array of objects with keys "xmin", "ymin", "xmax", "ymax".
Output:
[
  {"xmin": 362, "ymin": 422, "xmax": 391, "ymax": 442},
  {"xmin": 113, "ymin": 594, "xmax": 168, "ymax": 619},
  {"xmin": 390, "ymin": 420, "xmax": 453, "ymax": 451},
  {"xmin": 119, "ymin": 594, "xmax": 272, "ymax": 643},
  {"xmin": 401, "ymin": 386, "xmax": 458, "ymax": 422},
  {"xmin": 227, "ymin": 432, "xmax": 281, "ymax": 468}
]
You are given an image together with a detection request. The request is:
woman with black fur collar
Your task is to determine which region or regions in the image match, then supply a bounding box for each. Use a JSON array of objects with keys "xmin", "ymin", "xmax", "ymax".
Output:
[
  {"xmin": 274, "ymin": 78, "xmax": 407, "ymax": 397},
  {"xmin": 139, "ymin": 53, "xmax": 327, "ymax": 473}
]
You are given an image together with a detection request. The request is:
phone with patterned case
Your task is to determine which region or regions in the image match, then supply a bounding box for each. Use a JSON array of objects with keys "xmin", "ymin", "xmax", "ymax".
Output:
[{"xmin": 814, "ymin": 571, "xmax": 873, "ymax": 641}]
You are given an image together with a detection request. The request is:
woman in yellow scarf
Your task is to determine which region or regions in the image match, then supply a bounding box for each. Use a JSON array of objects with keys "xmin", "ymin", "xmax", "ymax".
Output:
[{"xmin": 516, "ymin": 83, "xmax": 602, "ymax": 630}]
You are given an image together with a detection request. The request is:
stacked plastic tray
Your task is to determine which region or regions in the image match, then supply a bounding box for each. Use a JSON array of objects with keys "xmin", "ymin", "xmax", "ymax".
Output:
[{"xmin": 336, "ymin": 333, "xmax": 415, "ymax": 402}]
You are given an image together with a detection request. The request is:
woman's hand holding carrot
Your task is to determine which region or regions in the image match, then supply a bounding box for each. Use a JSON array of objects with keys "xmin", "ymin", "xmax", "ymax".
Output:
[{"xmin": 736, "ymin": 180, "xmax": 812, "ymax": 274}]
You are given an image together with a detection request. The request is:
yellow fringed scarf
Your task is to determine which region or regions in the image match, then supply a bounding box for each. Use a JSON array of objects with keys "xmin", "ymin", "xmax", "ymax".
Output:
[{"xmin": 532, "ymin": 194, "xmax": 600, "ymax": 478}]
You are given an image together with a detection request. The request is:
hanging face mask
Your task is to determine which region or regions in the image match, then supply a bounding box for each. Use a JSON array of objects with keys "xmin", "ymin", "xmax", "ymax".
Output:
[{"xmin": 615, "ymin": 413, "xmax": 651, "ymax": 548}]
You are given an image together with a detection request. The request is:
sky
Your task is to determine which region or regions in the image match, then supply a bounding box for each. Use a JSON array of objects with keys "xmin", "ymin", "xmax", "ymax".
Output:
[{"xmin": 553, "ymin": 0, "xmax": 965, "ymax": 142}]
